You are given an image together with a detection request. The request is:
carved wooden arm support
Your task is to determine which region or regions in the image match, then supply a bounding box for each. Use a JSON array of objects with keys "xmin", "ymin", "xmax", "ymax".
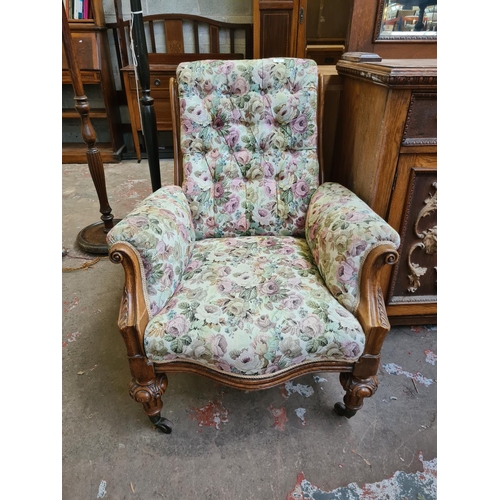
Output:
[
  {"xmin": 353, "ymin": 243, "xmax": 398, "ymax": 378},
  {"xmin": 110, "ymin": 242, "xmax": 169, "ymax": 418},
  {"xmin": 109, "ymin": 242, "xmax": 150, "ymax": 359}
]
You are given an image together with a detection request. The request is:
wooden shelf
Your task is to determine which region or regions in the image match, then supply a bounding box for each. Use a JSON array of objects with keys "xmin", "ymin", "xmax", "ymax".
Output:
[
  {"xmin": 306, "ymin": 44, "xmax": 345, "ymax": 51},
  {"xmin": 62, "ymin": 108, "xmax": 108, "ymax": 119},
  {"xmin": 62, "ymin": 142, "xmax": 125, "ymax": 164}
]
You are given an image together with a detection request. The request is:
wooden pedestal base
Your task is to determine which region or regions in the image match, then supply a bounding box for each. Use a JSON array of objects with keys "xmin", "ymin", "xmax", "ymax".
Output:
[{"xmin": 77, "ymin": 220, "xmax": 122, "ymax": 254}]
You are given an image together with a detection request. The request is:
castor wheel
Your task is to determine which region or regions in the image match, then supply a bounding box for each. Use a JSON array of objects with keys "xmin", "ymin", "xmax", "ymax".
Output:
[
  {"xmin": 149, "ymin": 415, "xmax": 173, "ymax": 434},
  {"xmin": 333, "ymin": 402, "xmax": 358, "ymax": 419}
]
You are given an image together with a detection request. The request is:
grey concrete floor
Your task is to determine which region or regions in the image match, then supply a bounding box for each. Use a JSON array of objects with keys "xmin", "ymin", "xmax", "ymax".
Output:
[{"xmin": 62, "ymin": 160, "xmax": 437, "ymax": 500}]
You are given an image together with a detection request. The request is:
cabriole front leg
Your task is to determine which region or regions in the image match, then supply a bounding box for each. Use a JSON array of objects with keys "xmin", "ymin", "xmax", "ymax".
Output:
[
  {"xmin": 129, "ymin": 373, "xmax": 173, "ymax": 434},
  {"xmin": 334, "ymin": 372, "xmax": 378, "ymax": 418}
]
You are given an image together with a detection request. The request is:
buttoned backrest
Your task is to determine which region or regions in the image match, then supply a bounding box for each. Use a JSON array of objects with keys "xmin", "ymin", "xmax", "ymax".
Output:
[{"xmin": 176, "ymin": 58, "xmax": 320, "ymax": 239}]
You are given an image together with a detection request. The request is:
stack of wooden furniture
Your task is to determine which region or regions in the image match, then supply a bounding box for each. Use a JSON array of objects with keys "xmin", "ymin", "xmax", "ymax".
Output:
[
  {"xmin": 107, "ymin": 8, "xmax": 253, "ymax": 161},
  {"xmin": 62, "ymin": 0, "xmax": 124, "ymax": 163}
]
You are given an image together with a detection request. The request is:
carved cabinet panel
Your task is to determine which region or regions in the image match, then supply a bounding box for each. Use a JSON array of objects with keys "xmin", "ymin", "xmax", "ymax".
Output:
[
  {"xmin": 386, "ymin": 157, "xmax": 437, "ymax": 316},
  {"xmin": 402, "ymin": 93, "xmax": 437, "ymax": 146}
]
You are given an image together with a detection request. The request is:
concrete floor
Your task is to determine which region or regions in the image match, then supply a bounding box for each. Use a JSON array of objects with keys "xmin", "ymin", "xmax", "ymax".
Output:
[{"xmin": 62, "ymin": 159, "xmax": 437, "ymax": 500}]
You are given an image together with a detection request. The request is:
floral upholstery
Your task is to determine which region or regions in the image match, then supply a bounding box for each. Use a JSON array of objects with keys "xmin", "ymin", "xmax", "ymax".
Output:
[
  {"xmin": 306, "ymin": 183, "xmax": 401, "ymax": 313},
  {"xmin": 107, "ymin": 58, "xmax": 401, "ymax": 381},
  {"xmin": 107, "ymin": 186, "xmax": 195, "ymax": 317},
  {"xmin": 177, "ymin": 58, "xmax": 319, "ymax": 239},
  {"xmin": 144, "ymin": 236, "xmax": 365, "ymax": 376}
]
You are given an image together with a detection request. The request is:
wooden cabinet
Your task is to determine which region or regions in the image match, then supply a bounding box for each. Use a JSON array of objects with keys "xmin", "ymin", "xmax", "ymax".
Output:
[
  {"xmin": 304, "ymin": 0, "xmax": 350, "ymax": 65},
  {"xmin": 62, "ymin": 0, "xmax": 124, "ymax": 163},
  {"xmin": 253, "ymin": 0, "xmax": 350, "ymax": 62},
  {"xmin": 121, "ymin": 65, "xmax": 177, "ymax": 162},
  {"xmin": 253, "ymin": 0, "xmax": 306, "ymax": 59},
  {"xmin": 332, "ymin": 54, "xmax": 437, "ymax": 325},
  {"xmin": 385, "ymin": 152, "xmax": 436, "ymax": 324}
]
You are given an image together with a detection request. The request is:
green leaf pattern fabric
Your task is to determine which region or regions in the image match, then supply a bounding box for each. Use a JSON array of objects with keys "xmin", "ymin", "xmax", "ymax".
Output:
[{"xmin": 144, "ymin": 236, "xmax": 365, "ymax": 375}]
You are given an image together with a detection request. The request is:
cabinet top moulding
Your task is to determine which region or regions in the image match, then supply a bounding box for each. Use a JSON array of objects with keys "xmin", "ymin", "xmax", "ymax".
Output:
[{"xmin": 336, "ymin": 53, "xmax": 437, "ymax": 90}]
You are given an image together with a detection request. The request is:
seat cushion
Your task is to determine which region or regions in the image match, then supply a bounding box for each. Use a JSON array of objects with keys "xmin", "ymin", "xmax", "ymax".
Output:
[{"xmin": 144, "ymin": 236, "xmax": 365, "ymax": 377}]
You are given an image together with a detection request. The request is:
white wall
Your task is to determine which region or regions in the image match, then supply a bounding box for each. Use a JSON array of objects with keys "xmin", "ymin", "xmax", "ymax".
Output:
[{"xmin": 103, "ymin": 0, "xmax": 252, "ymax": 24}]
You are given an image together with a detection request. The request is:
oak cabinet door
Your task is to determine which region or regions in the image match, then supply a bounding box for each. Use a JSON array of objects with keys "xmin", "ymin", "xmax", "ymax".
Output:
[{"xmin": 385, "ymin": 153, "xmax": 437, "ymax": 322}]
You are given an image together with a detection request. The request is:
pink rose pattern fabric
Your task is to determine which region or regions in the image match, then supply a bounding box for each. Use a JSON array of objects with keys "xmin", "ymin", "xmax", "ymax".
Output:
[
  {"xmin": 177, "ymin": 58, "xmax": 320, "ymax": 239},
  {"xmin": 107, "ymin": 186, "xmax": 195, "ymax": 317},
  {"xmin": 107, "ymin": 59, "xmax": 402, "ymax": 378},
  {"xmin": 144, "ymin": 236, "xmax": 365, "ymax": 376},
  {"xmin": 306, "ymin": 183, "xmax": 401, "ymax": 314}
]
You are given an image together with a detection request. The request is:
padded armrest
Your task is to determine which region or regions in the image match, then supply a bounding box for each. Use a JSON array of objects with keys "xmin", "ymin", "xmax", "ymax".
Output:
[
  {"xmin": 107, "ymin": 185, "xmax": 195, "ymax": 317},
  {"xmin": 305, "ymin": 182, "xmax": 400, "ymax": 314}
]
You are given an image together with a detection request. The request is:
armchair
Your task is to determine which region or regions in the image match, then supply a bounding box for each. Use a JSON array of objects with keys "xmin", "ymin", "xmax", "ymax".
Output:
[{"xmin": 108, "ymin": 58, "xmax": 400, "ymax": 434}]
